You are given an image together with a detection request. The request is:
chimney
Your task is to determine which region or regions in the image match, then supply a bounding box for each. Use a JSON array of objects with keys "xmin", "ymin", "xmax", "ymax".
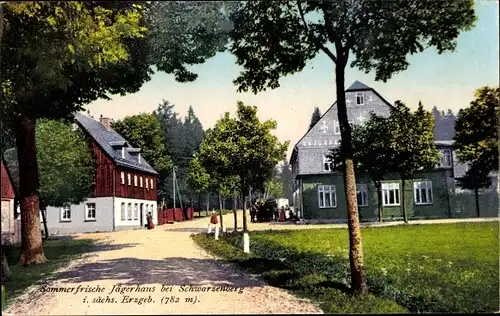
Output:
[
  {"xmin": 138, "ymin": 153, "xmax": 142, "ymax": 164},
  {"xmin": 100, "ymin": 115, "xmax": 111, "ymax": 130}
]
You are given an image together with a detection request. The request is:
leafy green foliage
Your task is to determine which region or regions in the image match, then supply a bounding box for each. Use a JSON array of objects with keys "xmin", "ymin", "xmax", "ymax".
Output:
[
  {"xmin": 4, "ymin": 119, "xmax": 95, "ymax": 208},
  {"xmin": 194, "ymin": 221, "xmax": 498, "ymax": 313},
  {"xmin": 199, "ymin": 101, "xmax": 289, "ymax": 194},
  {"xmin": 453, "ymin": 86, "xmax": 499, "ymax": 190},
  {"xmin": 264, "ymin": 178, "xmax": 285, "ymax": 199},
  {"xmin": 111, "ymin": 113, "xmax": 172, "ymax": 178},
  {"xmin": 387, "ymin": 101, "xmax": 440, "ymax": 179},
  {"xmin": 187, "ymin": 154, "xmax": 211, "ymax": 196},
  {"xmin": 309, "ymin": 107, "xmax": 322, "ymax": 130}
]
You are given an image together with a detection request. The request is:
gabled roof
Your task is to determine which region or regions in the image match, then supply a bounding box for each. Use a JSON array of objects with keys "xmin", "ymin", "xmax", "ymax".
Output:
[
  {"xmin": 346, "ymin": 80, "xmax": 372, "ymax": 91},
  {"xmin": 75, "ymin": 113, "xmax": 158, "ymax": 175},
  {"xmin": 1, "ymin": 155, "xmax": 17, "ymax": 198}
]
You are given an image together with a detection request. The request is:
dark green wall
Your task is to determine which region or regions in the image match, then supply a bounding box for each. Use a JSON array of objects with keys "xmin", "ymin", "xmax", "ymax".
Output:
[{"xmin": 298, "ymin": 169, "xmax": 481, "ymax": 221}]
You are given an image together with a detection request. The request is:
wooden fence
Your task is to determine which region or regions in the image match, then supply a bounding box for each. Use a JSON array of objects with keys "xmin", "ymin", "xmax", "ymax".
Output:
[{"xmin": 157, "ymin": 207, "xmax": 194, "ymax": 226}]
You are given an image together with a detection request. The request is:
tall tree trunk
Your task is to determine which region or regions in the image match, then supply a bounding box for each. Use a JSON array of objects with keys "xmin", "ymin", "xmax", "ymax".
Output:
[
  {"xmin": 232, "ymin": 194, "xmax": 238, "ymax": 233},
  {"xmin": 242, "ymin": 192, "xmax": 248, "ymax": 232},
  {"xmin": 374, "ymin": 181, "xmax": 383, "ymax": 222},
  {"xmin": 335, "ymin": 55, "xmax": 367, "ymax": 295},
  {"xmin": 205, "ymin": 192, "xmax": 210, "ymax": 216},
  {"xmin": 474, "ymin": 188, "xmax": 480, "ymax": 217},
  {"xmin": 218, "ymin": 192, "xmax": 223, "ymax": 229},
  {"xmin": 40, "ymin": 202, "xmax": 49, "ymax": 241},
  {"xmin": 401, "ymin": 179, "xmax": 408, "ymax": 223},
  {"xmin": 198, "ymin": 193, "xmax": 201, "ymax": 217},
  {"xmin": 1, "ymin": 253, "xmax": 10, "ymax": 282},
  {"xmin": 15, "ymin": 115, "xmax": 46, "ymax": 265}
]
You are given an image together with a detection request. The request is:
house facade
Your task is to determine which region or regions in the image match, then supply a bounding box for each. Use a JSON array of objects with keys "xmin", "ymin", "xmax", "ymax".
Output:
[
  {"xmin": 44, "ymin": 114, "xmax": 159, "ymax": 235},
  {"xmin": 1, "ymin": 157, "xmax": 20, "ymax": 244},
  {"xmin": 290, "ymin": 81, "xmax": 498, "ymax": 221}
]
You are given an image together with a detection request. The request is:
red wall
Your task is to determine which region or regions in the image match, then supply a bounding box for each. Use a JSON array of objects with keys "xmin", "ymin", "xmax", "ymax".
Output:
[
  {"xmin": 1, "ymin": 160, "xmax": 15, "ymax": 200},
  {"xmin": 114, "ymin": 169, "xmax": 157, "ymax": 201},
  {"xmin": 88, "ymin": 141, "xmax": 157, "ymax": 200}
]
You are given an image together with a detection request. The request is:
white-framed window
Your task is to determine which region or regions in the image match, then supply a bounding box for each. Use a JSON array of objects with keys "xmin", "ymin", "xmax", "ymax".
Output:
[
  {"xmin": 150, "ymin": 178, "xmax": 154, "ymax": 189},
  {"xmin": 85, "ymin": 203, "xmax": 96, "ymax": 221},
  {"xmin": 134, "ymin": 203, "xmax": 139, "ymax": 220},
  {"xmin": 356, "ymin": 92, "xmax": 365, "ymax": 105},
  {"xmin": 120, "ymin": 202, "xmax": 126, "ymax": 221},
  {"xmin": 127, "ymin": 173, "xmax": 131, "ymax": 185},
  {"xmin": 134, "ymin": 175, "xmax": 138, "ymax": 186},
  {"xmin": 140, "ymin": 176, "xmax": 143, "ymax": 187},
  {"xmin": 437, "ymin": 149, "xmax": 452, "ymax": 167},
  {"xmin": 382, "ymin": 182, "xmax": 400, "ymax": 206},
  {"xmin": 318, "ymin": 185, "xmax": 337, "ymax": 208},
  {"xmin": 60, "ymin": 205, "xmax": 71, "ymax": 221},
  {"xmin": 323, "ymin": 155, "xmax": 333, "ymax": 172},
  {"xmin": 127, "ymin": 203, "xmax": 132, "ymax": 220},
  {"xmin": 333, "ymin": 121, "xmax": 340, "ymax": 135},
  {"xmin": 120, "ymin": 172, "xmax": 125, "ymax": 185},
  {"xmin": 414, "ymin": 180, "xmax": 433, "ymax": 205},
  {"xmin": 146, "ymin": 177, "xmax": 149, "ymax": 189},
  {"xmin": 356, "ymin": 184, "xmax": 368, "ymax": 207}
]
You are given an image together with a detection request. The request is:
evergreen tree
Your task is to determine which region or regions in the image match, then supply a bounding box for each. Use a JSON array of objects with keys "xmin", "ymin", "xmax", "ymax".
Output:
[{"xmin": 308, "ymin": 107, "xmax": 322, "ymax": 130}]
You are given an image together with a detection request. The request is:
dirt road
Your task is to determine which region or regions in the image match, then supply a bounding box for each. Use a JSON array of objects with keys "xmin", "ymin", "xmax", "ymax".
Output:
[{"xmin": 6, "ymin": 212, "xmax": 323, "ymax": 315}]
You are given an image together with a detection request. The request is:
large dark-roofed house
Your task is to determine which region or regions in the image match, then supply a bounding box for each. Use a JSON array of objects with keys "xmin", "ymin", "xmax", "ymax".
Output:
[{"xmin": 44, "ymin": 113, "xmax": 159, "ymax": 235}]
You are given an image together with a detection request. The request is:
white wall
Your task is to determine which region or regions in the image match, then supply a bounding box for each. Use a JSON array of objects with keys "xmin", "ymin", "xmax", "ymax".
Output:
[{"xmin": 114, "ymin": 197, "xmax": 157, "ymax": 228}]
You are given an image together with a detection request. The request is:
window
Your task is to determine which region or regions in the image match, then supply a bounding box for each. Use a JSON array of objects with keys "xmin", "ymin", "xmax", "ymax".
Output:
[
  {"xmin": 134, "ymin": 175, "xmax": 138, "ymax": 186},
  {"xmin": 60, "ymin": 205, "xmax": 71, "ymax": 221},
  {"xmin": 356, "ymin": 92, "xmax": 365, "ymax": 105},
  {"xmin": 150, "ymin": 179, "xmax": 154, "ymax": 189},
  {"xmin": 414, "ymin": 180, "xmax": 433, "ymax": 205},
  {"xmin": 146, "ymin": 177, "xmax": 149, "ymax": 189},
  {"xmin": 140, "ymin": 176, "xmax": 143, "ymax": 187},
  {"xmin": 120, "ymin": 202, "xmax": 126, "ymax": 221},
  {"xmin": 318, "ymin": 185, "xmax": 337, "ymax": 208},
  {"xmin": 127, "ymin": 203, "xmax": 132, "ymax": 220},
  {"xmin": 356, "ymin": 184, "xmax": 368, "ymax": 207},
  {"xmin": 437, "ymin": 149, "xmax": 452, "ymax": 167},
  {"xmin": 85, "ymin": 203, "xmax": 96, "ymax": 221},
  {"xmin": 382, "ymin": 182, "xmax": 400, "ymax": 206},
  {"xmin": 127, "ymin": 173, "xmax": 131, "ymax": 185},
  {"xmin": 333, "ymin": 121, "xmax": 340, "ymax": 135},
  {"xmin": 323, "ymin": 155, "xmax": 333, "ymax": 172},
  {"xmin": 134, "ymin": 203, "xmax": 139, "ymax": 220},
  {"xmin": 120, "ymin": 172, "xmax": 125, "ymax": 185}
]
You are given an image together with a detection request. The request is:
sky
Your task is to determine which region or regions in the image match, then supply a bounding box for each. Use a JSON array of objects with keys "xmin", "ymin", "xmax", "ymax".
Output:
[{"xmin": 85, "ymin": 1, "xmax": 499, "ymax": 162}]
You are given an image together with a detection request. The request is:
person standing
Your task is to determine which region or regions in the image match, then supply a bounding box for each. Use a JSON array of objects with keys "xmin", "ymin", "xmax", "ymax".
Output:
[
  {"xmin": 146, "ymin": 212, "xmax": 155, "ymax": 230},
  {"xmin": 208, "ymin": 211, "xmax": 220, "ymax": 240}
]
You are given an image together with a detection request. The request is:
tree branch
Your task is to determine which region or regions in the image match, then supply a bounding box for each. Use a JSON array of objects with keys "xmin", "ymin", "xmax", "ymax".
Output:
[{"xmin": 296, "ymin": 0, "xmax": 337, "ymax": 64}]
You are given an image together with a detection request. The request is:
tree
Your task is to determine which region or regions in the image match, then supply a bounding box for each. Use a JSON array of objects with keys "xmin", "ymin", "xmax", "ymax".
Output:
[
  {"xmin": 387, "ymin": 102, "xmax": 441, "ymax": 223},
  {"xmin": 330, "ymin": 113, "xmax": 394, "ymax": 222},
  {"xmin": 309, "ymin": 107, "xmax": 322, "ymax": 130},
  {"xmin": 111, "ymin": 113, "xmax": 173, "ymax": 196},
  {"xmin": 263, "ymin": 178, "xmax": 284, "ymax": 199},
  {"xmin": 453, "ymin": 86, "xmax": 499, "ymax": 216},
  {"xmin": 2, "ymin": 1, "xmax": 236, "ymax": 265},
  {"xmin": 4, "ymin": 119, "xmax": 95, "ymax": 239},
  {"xmin": 198, "ymin": 102, "xmax": 288, "ymax": 251},
  {"xmin": 187, "ymin": 154, "xmax": 211, "ymax": 215},
  {"xmin": 280, "ymin": 162, "xmax": 294, "ymax": 203},
  {"xmin": 229, "ymin": 0, "xmax": 475, "ymax": 294}
]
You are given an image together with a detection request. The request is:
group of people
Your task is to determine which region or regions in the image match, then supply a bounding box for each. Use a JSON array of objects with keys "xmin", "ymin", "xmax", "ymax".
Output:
[{"xmin": 250, "ymin": 204, "xmax": 297, "ymax": 223}]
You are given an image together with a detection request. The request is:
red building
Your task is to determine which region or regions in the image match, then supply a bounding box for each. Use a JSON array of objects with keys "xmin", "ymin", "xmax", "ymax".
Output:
[
  {"xmin": 1, "ymin": 157, "xmax": 19, "ymax": 244},
  {"xmin": 44, "ymin": 114, "xmax": 159, "ymax": 235}
]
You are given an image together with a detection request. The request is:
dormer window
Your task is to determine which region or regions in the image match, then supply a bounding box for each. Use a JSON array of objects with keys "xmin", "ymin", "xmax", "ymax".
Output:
[
  {"xmin": 437, "ymin": 149, "xmax": 452, "ymax": 168},
  {"xmin": 333, "ymin": 121, "xmax": 340, "ymax": 135},
  {"xmin": 323, "ymin": 155, "xmax": 333, "ymax": 172},
  {"xmin": 356, "ymin": 93, "xmax": 365, "ymax": 105},
  {"xmin": 120, "ymin": 172, "xmax": 125, "ymax": 185},
  {"xmin": 138, "ymin": 153, "xmax": 142, "ymax": 164},
  {"xmin": 121, "ymin": 147, "xmax": 125, "ymax": 159}
]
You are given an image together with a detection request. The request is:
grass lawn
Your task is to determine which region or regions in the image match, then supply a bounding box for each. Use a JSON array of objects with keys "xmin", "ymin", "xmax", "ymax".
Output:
[
  {"xmin": 193, "ymin": 222, "xmax": 499, "ymax": 314},
  {"xmin": 2, "ymin": 238, "xmax": 94, "ymax": 310}
]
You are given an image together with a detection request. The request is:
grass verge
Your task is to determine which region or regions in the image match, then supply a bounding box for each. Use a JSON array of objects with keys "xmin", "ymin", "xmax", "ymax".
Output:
[
  {"xmin": 192, "ymin": 222, "xmax": 498, "ymax": 313},
  {"xmin": 2, "ymin": 238, "xmax": 94, "ymax": 310},
  {"xmin": 194, "ymin": 209, "xmax": 234, "ymax": 218}
]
